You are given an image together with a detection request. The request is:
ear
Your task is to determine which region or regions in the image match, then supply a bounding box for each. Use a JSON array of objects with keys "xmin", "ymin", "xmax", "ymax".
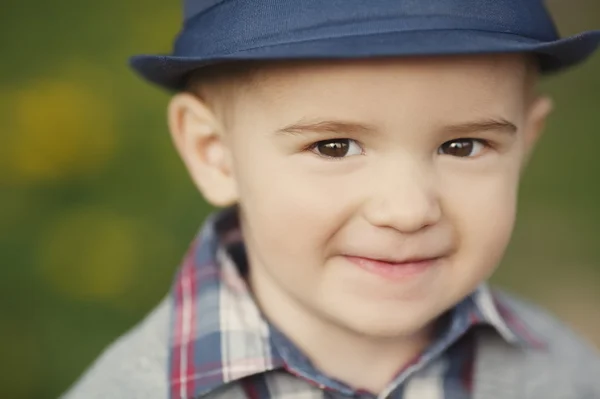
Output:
[
  {"xmin": 167, "ymin": 93, "xmax": 238, "ymax": 207},
  {"xmin": 522, "ymin": 95, "xmax": 553, "ymax": 162}
]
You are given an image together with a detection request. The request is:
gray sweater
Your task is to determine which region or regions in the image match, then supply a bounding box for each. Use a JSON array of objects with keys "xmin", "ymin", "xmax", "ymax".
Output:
[{"xmin": 64, "ymin": 291, "xmax": 600, "ymax": 399}]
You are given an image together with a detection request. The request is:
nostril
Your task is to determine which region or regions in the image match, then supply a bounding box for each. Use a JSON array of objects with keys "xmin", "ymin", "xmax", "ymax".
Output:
[{"xmin": 363, "ymin": 196, "xmax": 442, "ymax": 233}]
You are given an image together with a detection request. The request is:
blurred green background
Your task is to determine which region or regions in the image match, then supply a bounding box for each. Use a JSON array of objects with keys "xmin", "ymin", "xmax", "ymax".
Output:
[{"xmin": 0, "ymin": 1, "xmax": 598, "ymax": 398}]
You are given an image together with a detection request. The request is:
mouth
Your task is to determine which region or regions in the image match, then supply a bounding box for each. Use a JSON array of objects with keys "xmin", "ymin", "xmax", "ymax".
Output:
[{"xmin": 343, "ymin": 254, "xmax": 442, "ymax": 280}]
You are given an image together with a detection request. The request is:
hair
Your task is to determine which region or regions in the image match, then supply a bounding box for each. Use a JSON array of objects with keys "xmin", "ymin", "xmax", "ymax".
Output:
[
  {"xmin": 526, "ymin": 55, "xmax": 541, "ymax": 100},
  {"xmin": 183, "ymin": 55, "xmax": 541, "ymax": 126},
  {"xmin": 183, "ymin": 62, "xmax": 263, "ymax": 130}
]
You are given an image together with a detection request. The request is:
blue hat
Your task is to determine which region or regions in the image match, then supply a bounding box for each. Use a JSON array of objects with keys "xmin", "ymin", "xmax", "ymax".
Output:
[{"xmin": 130, "ymin": 0, "xmax": 600, "ymax": 90}]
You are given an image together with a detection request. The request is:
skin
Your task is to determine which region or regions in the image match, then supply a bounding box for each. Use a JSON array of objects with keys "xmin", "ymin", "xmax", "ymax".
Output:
[{"xmin": 167, "ymin": 55, "xmax": 552, "ymax": 393}]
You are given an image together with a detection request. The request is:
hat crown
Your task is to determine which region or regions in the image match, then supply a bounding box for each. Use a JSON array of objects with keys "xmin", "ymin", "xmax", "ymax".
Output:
[
  {"xmin": 183, "ymin": 0, "xmax": 227, "ymax": 22},
  {"xmin": 182, "ymin": 0, "xmax": 558, "ymax": 39},
  {"xmin": 176, "ymin": 0, "xmax": 559, "ymax": 58}
]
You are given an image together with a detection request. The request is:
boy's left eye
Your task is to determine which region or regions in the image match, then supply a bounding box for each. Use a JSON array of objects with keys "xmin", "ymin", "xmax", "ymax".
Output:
[
  {"xmin": 438, "ymin": 138, "xmax": 487, "ymax": 158},
  {"xmin": 310, "ymin": 139, "xmax": 363, "ymax": 158}
]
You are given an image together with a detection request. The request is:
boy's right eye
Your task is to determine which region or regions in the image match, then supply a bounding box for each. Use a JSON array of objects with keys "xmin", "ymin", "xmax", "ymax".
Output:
[{"xmin": 310, "ymin": 139, "xmax": 363, "ymax": 158}]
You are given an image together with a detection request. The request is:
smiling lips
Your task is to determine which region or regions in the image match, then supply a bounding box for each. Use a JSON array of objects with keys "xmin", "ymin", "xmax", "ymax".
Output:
[{"xmin": 344, "ymin": 255, "xmax": 441, "ymax": 280}]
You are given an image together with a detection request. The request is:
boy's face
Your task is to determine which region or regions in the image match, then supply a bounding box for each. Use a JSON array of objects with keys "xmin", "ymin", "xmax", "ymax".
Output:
[{"xmin": 170, "ymin": 55, "xmax": 551, "ymax": 339}]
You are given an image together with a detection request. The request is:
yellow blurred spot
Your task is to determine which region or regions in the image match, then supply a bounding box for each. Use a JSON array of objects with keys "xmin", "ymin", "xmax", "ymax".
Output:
[
  {"xmin": 11, "ymin": 78, "xmax": 116, "ymax": 182},
  {"xmin": 37, "ymin": 208, "xmax": 141, "ymax": 302}
]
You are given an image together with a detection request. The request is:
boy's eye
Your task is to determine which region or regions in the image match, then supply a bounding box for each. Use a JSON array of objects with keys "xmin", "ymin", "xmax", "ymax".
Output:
[
  {"xmin": 438, "ymin": 139, "xmax": 486, "ymax": 158},
  {"xmin": 311, "ymin": 139, "xmax": 362, "ymax": 158}
]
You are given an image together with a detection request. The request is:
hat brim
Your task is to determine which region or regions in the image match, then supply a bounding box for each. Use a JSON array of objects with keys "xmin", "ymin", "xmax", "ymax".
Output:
[{"xmin": 130, "ymin": 29, "xmax": 600, "ymax": 91}]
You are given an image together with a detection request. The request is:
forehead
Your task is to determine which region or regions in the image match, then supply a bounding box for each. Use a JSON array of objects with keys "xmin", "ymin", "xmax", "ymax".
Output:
[{"xmin": 230, "ymin": 55, "xmax": 531, "ymax": 130}]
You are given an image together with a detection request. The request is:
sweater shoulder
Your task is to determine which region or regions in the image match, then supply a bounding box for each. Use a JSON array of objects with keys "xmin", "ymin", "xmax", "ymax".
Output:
[
  {"xmin": 62, "ymin": 297, "xmax": 171, "ymax": 399},
  {"xmin": 492, "ymin": 289, "xmax": 600, "ymax": 396},
  {"xmin": 494, "ymin": 289, "xmax": 599, "ymax": 357}
]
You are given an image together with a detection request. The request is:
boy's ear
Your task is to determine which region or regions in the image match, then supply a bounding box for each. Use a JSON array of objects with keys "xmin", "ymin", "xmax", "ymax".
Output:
[
  {"xmin": 167, "ymin": 93, "xmax": 238, "ymax": 207},
  {"xmin": 523, "ymin": 95, "xmax": 553, "ymax": 161}
]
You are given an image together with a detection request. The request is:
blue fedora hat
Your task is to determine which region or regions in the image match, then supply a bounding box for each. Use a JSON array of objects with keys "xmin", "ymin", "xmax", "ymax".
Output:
[{"xmin": 130, "ymin": 0, "xmax": 600, "ymax": 90}]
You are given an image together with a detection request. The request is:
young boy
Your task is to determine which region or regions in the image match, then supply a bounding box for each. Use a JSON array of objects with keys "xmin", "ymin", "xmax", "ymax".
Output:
[{"xmin": 65, "ymin": 0, "xmax": 600, "ymax": 398}]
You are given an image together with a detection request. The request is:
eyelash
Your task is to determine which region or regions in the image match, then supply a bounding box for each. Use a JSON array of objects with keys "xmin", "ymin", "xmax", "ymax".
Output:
[
  {"xmin": 306, "ymin": 138, "xmax": 493, "ymax": 159},
  {"xmin": 306, "ymin": 139, "xmax": 364, "ymax": 159},
  {"xmin": 438, "ymin": 138, "xmax": 491, "ymax": 158}
]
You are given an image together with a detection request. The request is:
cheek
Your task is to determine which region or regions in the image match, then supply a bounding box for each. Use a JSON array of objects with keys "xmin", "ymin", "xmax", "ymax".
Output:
[
  {"xmin": 447, "ymin": 174, "xmax": 517, "ymax": 227},
  {"xmin": 231, "ymin": 138, "xmax": 351, "ymax": 263},
  {"xmin": 441, "ymin": 165, "xmax": 519, "ymax": 275}
]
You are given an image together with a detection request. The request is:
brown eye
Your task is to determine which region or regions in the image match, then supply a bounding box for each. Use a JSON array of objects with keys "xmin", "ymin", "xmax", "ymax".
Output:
[
  {"xmin": 313, "ymin": 139, "xmax": 361, "ymax": 158},
  {"xmin": 439, "ymin": 139, "xmax": 485, "ymax": 157}
]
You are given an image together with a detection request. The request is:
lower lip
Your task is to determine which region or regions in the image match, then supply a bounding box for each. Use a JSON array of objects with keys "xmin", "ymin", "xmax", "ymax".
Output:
[{"xmin": 344, "ymin": 256, "xmax": 438, "ymax": 280}]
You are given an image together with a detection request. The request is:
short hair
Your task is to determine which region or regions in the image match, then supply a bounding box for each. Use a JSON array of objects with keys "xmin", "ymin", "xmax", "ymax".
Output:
[
  {"xmin": 183, "ymin": 62, "xmax": 263, "ymax": 130},
  {"xmin": 183, "ymin": 55, "xmax": 540, "ymax": 126}
]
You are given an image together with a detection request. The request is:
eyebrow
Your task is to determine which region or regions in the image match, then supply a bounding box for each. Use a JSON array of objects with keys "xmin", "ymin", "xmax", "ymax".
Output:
[
  {"xmin": 443, "ymin": 118, "xmax": 518, "ymax": 136},
  {"xmin": 276, "ymin": 119, "xmax": 378, "ymax": 136},
  {"xmin": 275, "ymin": 117, "xmax": 517, "ymax": 137}
]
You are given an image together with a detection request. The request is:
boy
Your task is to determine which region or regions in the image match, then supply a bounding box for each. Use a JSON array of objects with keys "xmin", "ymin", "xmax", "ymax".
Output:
[{"xmin": 65, "ymin": 0, "xmax": 600, "ymax": 398}]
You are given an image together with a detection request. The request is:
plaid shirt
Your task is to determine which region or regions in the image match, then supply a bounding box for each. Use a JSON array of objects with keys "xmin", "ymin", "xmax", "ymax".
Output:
[{"xmin": 170, "ymin": 208, "xmax": 544, "ymax": 399}]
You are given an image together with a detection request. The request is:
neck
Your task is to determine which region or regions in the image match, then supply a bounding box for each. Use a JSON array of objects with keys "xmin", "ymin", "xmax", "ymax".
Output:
[{"xmin": 249, "ymin": 268, "xmax": 434, "ymax": 394}]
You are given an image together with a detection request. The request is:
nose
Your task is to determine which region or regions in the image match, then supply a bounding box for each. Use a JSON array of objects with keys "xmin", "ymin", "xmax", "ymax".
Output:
[{"xmin": 362, "ymin": 162, "xmax": 442, "ymax": 233}]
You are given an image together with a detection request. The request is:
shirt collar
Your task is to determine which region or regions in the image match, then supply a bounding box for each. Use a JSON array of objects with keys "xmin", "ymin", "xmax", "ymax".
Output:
[{"xmin": 168, "ymin": 208, "xmax": 544, "ymax": 399}]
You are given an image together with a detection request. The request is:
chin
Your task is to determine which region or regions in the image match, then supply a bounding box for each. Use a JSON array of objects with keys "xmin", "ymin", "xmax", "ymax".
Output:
[{"xmin": 335, "ymin": 308, "xmax": 436, "ymax": 339}]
